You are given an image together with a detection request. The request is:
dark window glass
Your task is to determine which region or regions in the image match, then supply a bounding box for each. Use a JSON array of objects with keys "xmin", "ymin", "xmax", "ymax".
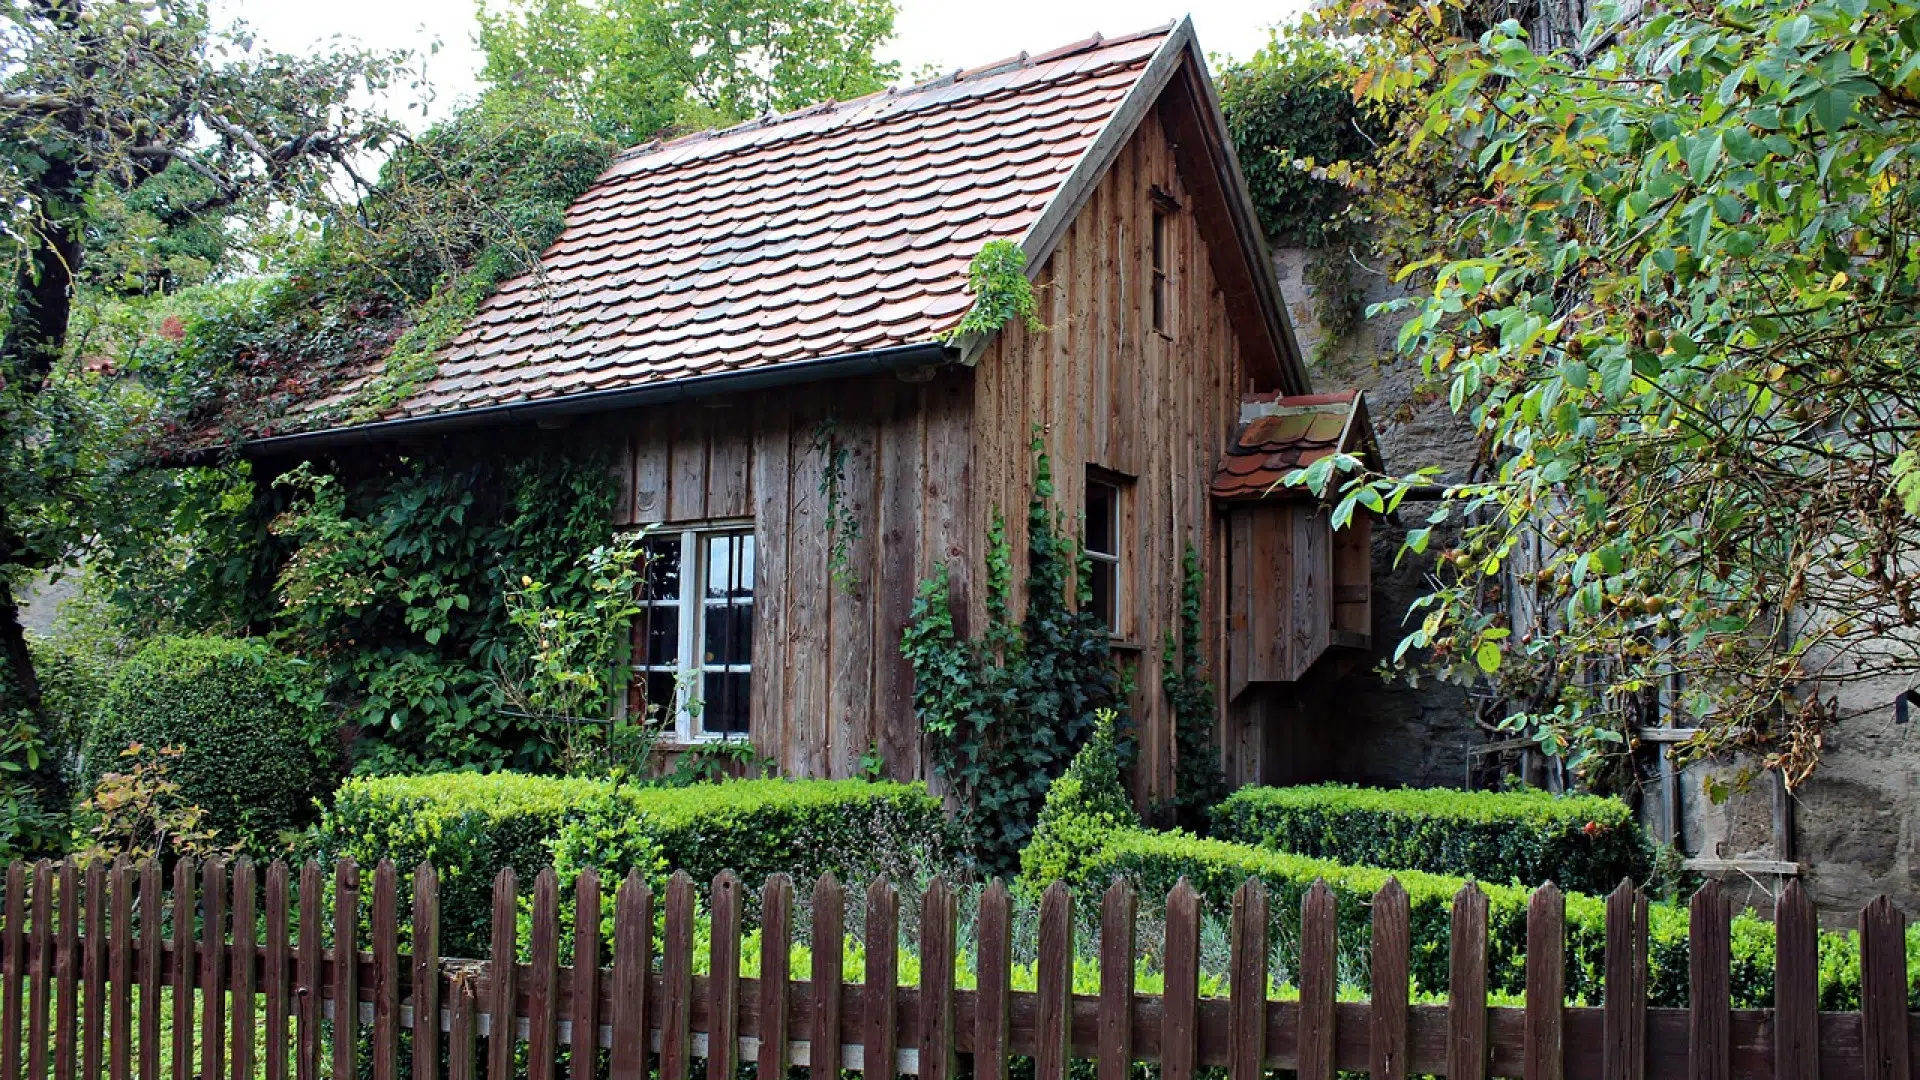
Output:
[
  {"xmin": 704, "ymin": 672, "xmax": 752, "ymax": 736},
  {"xmin": 631, "ymin": 670, "xmax": 679, "ymax": 722},
  {"xmin": 1085, "ymin": 475, "xmax": 1123, "ymax": 630},
  {"xmin": 640, "ymin": 605, "xmax": 679, "ymax": 666},
  {"xmin": 1087, "ymin": 484, "xmax": 1116, "ymax": 556},
  {"xmin": 1151, "ymin": 210, "xmax": 1169, "ymax": 333},
  {"xmin": 704, "ymin": 603, "xmax": 753, "ymax": 666},
  {"xmin": 1090, "ymin": 561, "xmax": 1116, "ymax": 627},
  {"xmin": 642, "ymin": 539, "xmax": 681, "ymax": 602}
]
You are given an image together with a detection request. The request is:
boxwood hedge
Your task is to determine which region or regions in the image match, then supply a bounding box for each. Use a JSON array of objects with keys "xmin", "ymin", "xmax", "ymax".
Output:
[
  {"xmin": 1075, "ymin": 827, "xmax": 1917, "ymax": 1010},
  {"xmin": 1212, "ymin": 784, "xmax": 1652, "ymax": 896},
  {"xmin": 310, "ymin": 773, "xmax": 956, "ymax": 954}
]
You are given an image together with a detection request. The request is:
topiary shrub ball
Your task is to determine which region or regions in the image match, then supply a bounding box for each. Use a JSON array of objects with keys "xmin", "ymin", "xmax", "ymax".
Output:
[{"xmin": 88, "ymin": 636, "xmax": 337, "ymax": 851}]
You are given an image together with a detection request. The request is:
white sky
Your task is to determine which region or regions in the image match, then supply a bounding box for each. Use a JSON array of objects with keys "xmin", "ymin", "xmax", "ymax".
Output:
[{"xmin": 213, "ymin": 0, "xmax": 1308, "ymax": 126}]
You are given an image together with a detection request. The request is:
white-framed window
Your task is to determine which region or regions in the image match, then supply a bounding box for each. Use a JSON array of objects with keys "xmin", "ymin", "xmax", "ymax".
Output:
[
  {"xmin": 1085, "ymin": 470, "xmax": 1127, "ymax": 634},
  {"xmin": 627, "ymin": 524, "xmax": 755, "ymax": 741}
]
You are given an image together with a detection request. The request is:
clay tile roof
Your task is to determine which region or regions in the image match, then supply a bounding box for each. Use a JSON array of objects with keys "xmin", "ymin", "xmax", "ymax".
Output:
[
  {"xmin": 1210, "ymin": 390, "xmax": 1381, "ymax": 502},
  {"xmin": 258, "ymin": 25, "xmax": 1175, "ymax": 439}
]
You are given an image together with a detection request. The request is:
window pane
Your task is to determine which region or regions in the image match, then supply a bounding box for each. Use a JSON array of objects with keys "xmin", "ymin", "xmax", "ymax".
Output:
[
  {"xmin": 705, "ymin": 533, "xmax": 754, "ymax": 599},
  {"xmin": 629, "ymin": 670, "xmax": 679, "ymax": 723},
  {"xmin": 1086, "ymin": 484, "xmax": 1115, "ymax": 555},
  {"xmin": 641, "ymin": 539, "xmax": 681, "ymax": 602},
  {"xmin": 702, "ymin": 671, "xmax": 752, "ymax": 736},
  {"xmin": 637, "ymin": 604, "xmax": 679, "ymax": 666},
  {"xmin": 1091, "ymin": 561, "xmax": 1116, "ymax": 627},
  {"xmin": 703, "ymin": 601, "xmax": 754, "ymax": 666}
]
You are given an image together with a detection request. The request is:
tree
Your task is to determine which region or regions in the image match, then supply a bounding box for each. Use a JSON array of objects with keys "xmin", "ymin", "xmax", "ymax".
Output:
[
  {"xmin": 476, "ymin": 0, "xmax": 901, "ymax": 144},
  {"xmin": 1, "ymin": 0, "xmax": 411, "ymax": 723},
  {"xmin": 1296, "ymin": 0, "xmax": 1920, "ymax": 791}
]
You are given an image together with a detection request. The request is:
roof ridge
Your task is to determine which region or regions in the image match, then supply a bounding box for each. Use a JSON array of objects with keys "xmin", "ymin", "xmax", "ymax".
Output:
[{"xmin": 610, "ymin": 25, "xmax": 1171, "ymax": 167}]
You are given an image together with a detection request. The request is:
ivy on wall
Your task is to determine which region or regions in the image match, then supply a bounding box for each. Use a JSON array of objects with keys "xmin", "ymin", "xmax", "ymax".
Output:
[
  {"xmin": 900, "ymin": 436, "xmax": 1127, "ymax": 874},
  {"xmin": 1160, "ymin": 542, "xmax": 1225, "ymax": 832}
]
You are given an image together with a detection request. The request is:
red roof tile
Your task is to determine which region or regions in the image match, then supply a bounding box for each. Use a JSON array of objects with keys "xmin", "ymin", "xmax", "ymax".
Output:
[
  {"xmin": 262, "ymin": 27, "xmax": 1173, "ymax": 436},
  {"xmin": 1210, "ymin": 391, "xmax": 1377, "ymax": 501}
]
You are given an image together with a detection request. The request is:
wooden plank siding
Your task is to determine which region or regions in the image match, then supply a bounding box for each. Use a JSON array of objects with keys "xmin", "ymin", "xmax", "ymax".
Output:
[{"xmin": 967, "ymin": 106, "xmax": 1263, "ymax": 805}]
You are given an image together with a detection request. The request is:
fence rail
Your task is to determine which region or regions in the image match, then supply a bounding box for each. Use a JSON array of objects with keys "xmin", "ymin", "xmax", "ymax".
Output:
[{"xmin": 1, "ymin": 857, "xmax": 1914, "ymax": 1080}]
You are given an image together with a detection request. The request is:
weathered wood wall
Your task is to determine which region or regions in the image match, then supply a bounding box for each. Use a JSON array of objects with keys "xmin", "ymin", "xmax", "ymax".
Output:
[
  {"xmin": 968, "ymin": 104, "xmax": 1269, "ymax": 806},
  {"xmin": 610, "ymin": 371, "xmax": 971, "ymax": 781}
]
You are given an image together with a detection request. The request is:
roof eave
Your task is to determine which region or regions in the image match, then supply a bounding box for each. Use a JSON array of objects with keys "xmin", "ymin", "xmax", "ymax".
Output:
[{"xmin": 170, "ymin": 340, "xmax": 959, "ymax": 466}]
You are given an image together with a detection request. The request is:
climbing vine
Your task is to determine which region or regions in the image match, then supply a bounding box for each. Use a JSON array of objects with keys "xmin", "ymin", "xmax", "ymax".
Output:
[
  {"xmin": 1160, "ymin": 542, "xmax": 1225, "ymax": 832},
  {"xmin": 900, "ymin": 435, "xmax": 1128, "ymax": 874},
  {"xmin": 813, "ymin": 417, "xmax": 861, "ymax": 592},
  {"xmin": 939, "ymin": 239, "xmax": 1043, "ymax": 344}
]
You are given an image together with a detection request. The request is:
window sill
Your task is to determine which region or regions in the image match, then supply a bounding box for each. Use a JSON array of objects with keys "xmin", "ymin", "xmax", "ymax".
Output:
[{"xmin": 1107, "ymin": 638, "xmax": 1145, "ymax": 654}]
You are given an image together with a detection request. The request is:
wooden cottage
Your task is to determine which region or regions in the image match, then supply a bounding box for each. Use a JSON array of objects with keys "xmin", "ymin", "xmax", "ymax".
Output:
[{"xmin": 227, "ymin": 21, "xmax": 1382, "ymax": 802}]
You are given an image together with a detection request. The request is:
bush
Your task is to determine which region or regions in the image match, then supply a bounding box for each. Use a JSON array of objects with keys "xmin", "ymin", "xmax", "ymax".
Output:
[
  {"xmin": 1075, "ymin": 827, "xmax": 1917, "ymax": 1010},
  {"xmin": 1213, "ymin": 784, "xmax": 1652, "ymax": 896},
  {"xmin": 311, "ymin": 773, "xmax": 957, "ymax": 955},
  {"xmin": 86, "ymin": 636, "xmax": 334, "ymax": 851},
  {"xmin": 1021, "ymin": 709, "xmax": 1136, "ymax": 886}
]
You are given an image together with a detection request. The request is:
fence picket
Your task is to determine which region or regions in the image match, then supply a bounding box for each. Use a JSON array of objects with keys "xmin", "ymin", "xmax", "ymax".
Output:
[
  {"xmin": 917, "ymin": 877, "xmax": 956, "ymax": 1080},
  {"xmin": 1370, "ymin": 879, "xmax": 1410, "ymax": 1080},
  {"xmin": 863, "ymin": 877, "xmax": 899, "ymax": 1080},
  {"xmin": 371, "ymin": 861, "xmax": 400, "ymax": 1080},
  {"xmin": 1300, "ymin": 880, "xmax": 1337, "ymax": 1080},
  {"xmin": 1161, "ymin": 879, "xmax": 1199, "ymax": 1080},
  {"xmin": 1526, "ymin": 884, "xmax": 1565, "ymax": 1080},
  {"xmin": 659, "ymin": 872, "xmax": 695, "ymax": 1080},
  {"xmin": 1860, "ymin": 897, "xmax": 1909, "ymax": 1080},
  {"xmin": 333, "ymin": 860, "xmax": 360, "ymax": 1080},
  {"xmin": 486, "ymin": 868, "xmax": 518, "ymax": 1080},
  {"xmin": 449, "ymin": 974, "xmax": 477, "ymax": 1080},
  {"xmin": 973, "ymin": 879, "xmax": 1010, "ymax": 1080},
  {"xmin": 808, "ymin": 874, "xmax": 846, "ymax": 1080},
  {"xmin": 1448, "ymin": 883, "xmax": 1488, "ymax": 1080},
  {"xmin": 108, "ymin": 860, "xmax": 131, "ymax": 1080},
  {"xmin": 412, "ymin": 863, "xmax": 441, "ymax": 1080},
  {"xmin": 1602, "ymin": 881, "xmax": 1647, "ymax": 1080},
  {"xmin": 1688, "ymin": 883, "xmax": 1730, "ymax": 1080},
  {"xmin": 28, "ymin": 861, "xmax": 51, "ymax": 1080},
  {"xmin": 137, "ymin": 861, "xmax": 160, "ymax": 1080},
  {"xmin": 569, "ymin": 868, "xmax": 601, "ymax": 1080},
  {"xmin": 168, "ymin": 859, "xmax": 192, "ymax": 1080},
  {"xmin": 201, "ymin": 859, "xmax": 228, "ymax": 1080},
  {"xmin": 1775, "ymin": 880, "xmax": 1819, "ymax": 1080},
  {"xmin": 527, "ymin": 868, "xmax": 560, "ymax": 1080},
  {"xmin": 4, "ymin": 862, "xmax": 24, "ymax": 1080},
  {"xmin": 231, "ymin": 858, "xmax": 257, "ymax": 1080},
  {"xmin": 608, "ymin": 871, "xmax": 651, "ymax": 1080},
  {"xmin": 54, "ymin": 861, "xmax": 78, "ymax": 1080},
  {"xmin": 707, "ymin": 872, "xmax": 742, "ymax": 1080},
  {"xmin": 759, "ymin": 875, "xmax": 794, "ymax": 1080},
  {"xmin": 1229, "ymin": 879, "xmax": 1268, "ymax": 1080},
  {"xmin": 84, "ymin": 861, "xmax": 106, "ymax": 1080},
  {"xmin": 295, "ymin": 862, "xmax": 322, "ymax": 1080},
  {"xmin": 1036, "ymin": 882, "xmax": 1074, "ymax": 1080},
  {"xmin": 1097, "ymin": 880, "xmax": 1136, "ymax": 1080},
  {"xmin": 264, "ymin": 862, "xmax": 289, "ymax": 1080}
]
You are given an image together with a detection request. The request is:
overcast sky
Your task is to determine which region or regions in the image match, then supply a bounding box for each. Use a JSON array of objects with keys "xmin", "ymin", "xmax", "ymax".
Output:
[{"xmin": 213, "ymin": 0, "xmax": 1308, "ymax": 126}]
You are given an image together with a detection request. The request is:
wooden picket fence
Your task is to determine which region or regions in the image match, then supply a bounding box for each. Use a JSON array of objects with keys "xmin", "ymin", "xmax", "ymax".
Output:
[{"xmin": 0, "ymin": 857, "xmax": 1914, "ymax": 1080}]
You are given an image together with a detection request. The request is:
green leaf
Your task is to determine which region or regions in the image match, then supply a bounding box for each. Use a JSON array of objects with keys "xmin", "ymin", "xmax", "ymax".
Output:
[{"xmin": 1475, "ymin": 640, "xmax": 1502, "ymax": 673}]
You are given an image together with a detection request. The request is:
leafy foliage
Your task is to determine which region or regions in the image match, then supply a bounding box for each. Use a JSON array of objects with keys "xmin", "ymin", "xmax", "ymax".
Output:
[
  {"xmin": 262, "ymin": 442, "xmax": 625, "ymax": 773},
  {"xmin": 85, "ymin": 635, "xmax": 336, "ymax": 852},
  {"xmin": 1293, "ymin": 0, "xmax": 1920, "ymax": 786},
  {"xmin": 475, "ymin": 0, "xmax": 900, "ymax": 144},
  {"xmin": 73, "ymin": 743, "xmax": 237, "ymax": 863},
  {"xmin": 939, "ymin": 240, "xmax": 1043, "ymax": 344},
  {"xmin": 1159, "ymin": 544, "xmax": 1224, "ymax": 831},
  {"xmin": 1212, "ymin": 783, "xmax": 1651, "ymax": 896},
  {"xmin": 900, "ymin": 437, "xmax": 1128, "ymax": 873}
]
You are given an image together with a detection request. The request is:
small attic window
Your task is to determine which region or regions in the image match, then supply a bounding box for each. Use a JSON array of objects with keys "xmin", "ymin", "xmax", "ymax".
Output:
[{"xmin": 1151, "ymin": 208, "xmax": 1170, "ymax": 336}]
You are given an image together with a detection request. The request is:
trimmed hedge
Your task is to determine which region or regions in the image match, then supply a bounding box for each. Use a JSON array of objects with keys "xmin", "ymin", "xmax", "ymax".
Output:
[
  {"xmin": 1213, "ymin": 784, "xmax": 1652, "ymax": 896},
  {"xmin": 87, "ymin": 636, "xmax": 335, "ymax": 850},
  {"xmin": 1076, "ymin": 827, "xmax": 1917, "ymax": 1009},
  {"xmin": 311, "ymin": 773, "xmax": 956, "ymax": 954}
]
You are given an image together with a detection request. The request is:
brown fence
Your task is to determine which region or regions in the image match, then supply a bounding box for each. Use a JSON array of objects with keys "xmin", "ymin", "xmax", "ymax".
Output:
[{"xmin": 0, "ymin": 857, "xmax": 1913, "ymax": 1080}]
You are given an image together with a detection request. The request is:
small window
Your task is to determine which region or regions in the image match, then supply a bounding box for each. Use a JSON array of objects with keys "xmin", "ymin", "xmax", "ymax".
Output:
[
  {"xmin": 1150, "ymin": 208, "xmax": 1170, "ymax": 335},
  {"xmin": 1085, "ymin": 474, "xmax": 1124, "ymax": 632},
  {"xmin": 629, "ymin": 525, "xmax": 755, "ymax": 741}
]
